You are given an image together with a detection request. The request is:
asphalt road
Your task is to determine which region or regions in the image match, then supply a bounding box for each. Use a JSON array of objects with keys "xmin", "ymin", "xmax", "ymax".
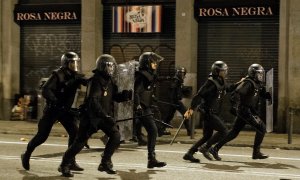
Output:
[{"xmin": 0, "ymin": 134, "xmax": 299, "ymax": 180}]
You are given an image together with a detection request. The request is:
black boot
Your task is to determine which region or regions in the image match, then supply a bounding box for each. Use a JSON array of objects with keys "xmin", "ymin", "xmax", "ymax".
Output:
[
  {"xmin": 252, "ymin": 148, "xmax": 268, "ymax": 159},
  {"xmin": 199, "ymin": 144, "xmax": 213, "ymax": 161},
  {"xmin": 69, "ymin": 161, "xmax": 84, "ymax": 171},
  {"xmin": 183, "ymin": 150, "xmax": 200, "ymax": 163},
  {"xmin": 147, "ymin": 153, "xmax": 167, "ymax": 168},
  {"xmin": 58, "ymin": 164, "xmax": 73, "ymax": 177},
  {"xmin": 209, "ymin": 147, "xmax": 222, "ymax": 161},
  {"xmin": 98, "ymin": 159, "xmax": 116, "ymax": 174},
  {"xmin": 21, "ymin": 151, "xmax": 31, "ymax": 170}
]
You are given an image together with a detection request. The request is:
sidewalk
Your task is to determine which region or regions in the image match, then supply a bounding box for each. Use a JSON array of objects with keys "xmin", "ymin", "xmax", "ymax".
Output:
[{"xmin": 0, "ymin": 120, "xmax": 299, "ymax": 150}]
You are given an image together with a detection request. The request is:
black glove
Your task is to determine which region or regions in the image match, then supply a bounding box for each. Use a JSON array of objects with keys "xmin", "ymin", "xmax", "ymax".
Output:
[
  {"xmin": 135, "ymin": 105, "xmax": 143, "ymax": 116},
  {"xmin": 105, "ymin": 115, "xmax": 115, "ymax": 126},
  {"xmin": 122, "ymin": 89, "xmax": 133, "ymax": 100},
  {"xmin": 265, "ymin": 92, "xmax": 272, "ymax": 100}
]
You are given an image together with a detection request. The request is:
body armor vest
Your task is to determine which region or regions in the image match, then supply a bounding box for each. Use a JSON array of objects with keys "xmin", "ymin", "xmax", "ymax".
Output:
[
  {"xmin": 85, "ymin": 75, "xmax": 114, "ymax": 116},
  {"xmin": 207, "ymin": 77, "xmax": 226, "ymax": 114}
]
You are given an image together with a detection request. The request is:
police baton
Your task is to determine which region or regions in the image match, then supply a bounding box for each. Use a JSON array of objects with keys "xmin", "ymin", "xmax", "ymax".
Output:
[
  {"xmin": 170, "ymin": 117, "xmax": 188, "ymax": 145},
  {"xmin": 153, "ymin": 118, "xmax": 173, "ymax": 128}
]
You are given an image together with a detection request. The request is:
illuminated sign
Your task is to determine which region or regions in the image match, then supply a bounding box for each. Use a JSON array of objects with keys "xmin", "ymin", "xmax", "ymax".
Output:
[
  {"xmin": 112, "ymin": 5, "xmax": 162, "ymax": 33},
  {"xmin": 194, "ymin": 0, "xmax": 279, "ymax": 20},
  {"xmin": 14, "ymin": 4, "xmax": 81, "ymax": 24}
]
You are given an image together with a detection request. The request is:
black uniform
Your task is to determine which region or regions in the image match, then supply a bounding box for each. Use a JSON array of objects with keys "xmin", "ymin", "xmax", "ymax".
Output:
[
  {"xmin": 21, "ymin": 67, "xmax": 86, "ymax": 170},
  {"xmin": 59, "ymin": 70, "xmax": 131, "ymax": 176},
  {"xmin": 134, "ymin": 70, "xmax": 166, "ymax": 168},
  {"xmin": 189, "ymin": 75, "xmax": 236, "ymax": 152},
  {"xmin": 211, "ymin": 77, "xmax": 271, "ymax": 160},
  {"xmin": 162, "ymin": 76, "xmax": 191, "ymax": 135}
]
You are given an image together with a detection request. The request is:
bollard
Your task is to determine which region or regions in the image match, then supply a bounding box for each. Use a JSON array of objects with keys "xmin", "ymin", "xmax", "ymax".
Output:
[{"xmin": 288, "ymin": 108, "xmax": 294, "ymax": 144}]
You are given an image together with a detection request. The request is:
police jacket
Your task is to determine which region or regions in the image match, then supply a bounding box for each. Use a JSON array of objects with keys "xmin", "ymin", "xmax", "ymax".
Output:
[
  {"xmin": 134, "ymin": 70, "xmax": 155, "ymax": 108},
  {"xmin": 42, "ymin": 67, "xmax": 86, "ymax": 109},
  {"xmin": 190, "ymin": 75, "xmax": 236, "ymax": 114},
  {"xmin": 236, "ymin": 77, "xmax": 271, "ymax": 112},
  {"xmin": 84, "ymin": 71, "xmax": 130, "ymax": 120}
]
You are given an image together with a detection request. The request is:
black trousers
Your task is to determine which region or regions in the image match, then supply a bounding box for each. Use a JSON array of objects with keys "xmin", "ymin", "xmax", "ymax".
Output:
[
  {"xmin": 163, "ymin": 101, "xmax": 190, "ymax": 132},
  {"xmin": 136, "ymin": 107, "xmax": 158, "ymax": 156},
  {"xmin": 214, "ymin": 107, "xmax": 266, "ymax": 151},
  {"xmin": 189, "ymin": 112, "xmax": 228, "ymax": 152},
  {"xmin": 26, "ymin": 105, "xmax": 78, "ymax": 155},
  {"xmin": 61, "ymin": 116, "xmax": 121, "ymax": 165}
]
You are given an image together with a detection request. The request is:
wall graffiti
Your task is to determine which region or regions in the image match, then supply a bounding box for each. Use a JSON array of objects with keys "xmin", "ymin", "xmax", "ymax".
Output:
[
  {"xmin": 25, "ymin": 34, "xmax": 81, "ymax": 57},
  {"xmin": 21, "ymin": 32, "xmax": 81, "ymax": 94},
  {"xmin": 108, "ymin": 43, "xmax": 175, "ymax": 63}
]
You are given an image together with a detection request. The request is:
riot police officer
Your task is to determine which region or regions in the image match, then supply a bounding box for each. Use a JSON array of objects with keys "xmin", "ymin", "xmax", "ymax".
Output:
[
  {"xmin": 21, "ymin": 52, "xmax": 87, "ymax": 171},
  {"xmin": 134, "ymin": 52, "xmax": 167, "ymax": 168},
  {"xmin": 210, "ymin": 64, "xmax": 271, "ymax": 161},
  {"xmin": 59, "ymin": 54, "xmax": 132, "ymax": 177},
  {"xmin": 159, "ymin": 67, "xmax": 192, "ymax": 136},
  {"xmin": 183, "ymin": 61, "xmax": 238, "ymax": 163}
]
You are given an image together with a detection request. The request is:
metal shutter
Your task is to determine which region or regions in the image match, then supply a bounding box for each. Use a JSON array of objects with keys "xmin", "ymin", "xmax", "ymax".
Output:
[
  {"xmin": 197, "ymin": 17, "xmax": 279, "ymax": 127},
  {"xmin": 20, "ymin": 24, "xmax": 81, "ymax": 94}
]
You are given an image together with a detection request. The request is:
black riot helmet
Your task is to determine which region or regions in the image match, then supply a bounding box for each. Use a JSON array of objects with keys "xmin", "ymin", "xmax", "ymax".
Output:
[
  {"xmin": 139, "ymin": 52, "xmax": 164, "ymax": 73},
  {"xmin": 61, "ymin": 52, "xmax": 80, "ymax": 72},
  {"xmin": 175, "ymin": 66, "xmax": 187, "ymax": 80},
  {"xmin": 95, "ymin": 54, "xmax": 116, "ymax": 76},
  {"xmin": 211, "ymin": 61, "xmax": 228, "ymax": 77},
  {"xmin": 248, "ymin": 63, "xmax": 265, "ymax": 82}
]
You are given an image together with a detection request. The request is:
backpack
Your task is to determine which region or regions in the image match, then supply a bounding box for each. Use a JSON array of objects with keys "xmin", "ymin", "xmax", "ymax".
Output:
[{"xmin": 230, "ymin": 77, "xmax": 257, "ymax": 115}]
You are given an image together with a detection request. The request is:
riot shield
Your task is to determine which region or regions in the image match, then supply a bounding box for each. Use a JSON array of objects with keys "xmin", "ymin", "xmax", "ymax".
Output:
[
  {"xmin": 114, "ymin": 60, "xmax": 136, "ymax": 142},
  {"xmin": 266, "ymin": 68, "xmax": 273, "ymax": 133}
]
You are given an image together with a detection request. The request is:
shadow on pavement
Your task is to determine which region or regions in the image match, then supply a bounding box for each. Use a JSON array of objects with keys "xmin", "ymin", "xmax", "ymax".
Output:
[
  {"xmin": 202, "ymin": 160, "xmax": 299, "ymax": 172},
  {"xmin": 117, "ymin": 169, "xmax": 166, "ymax": 180},
  {"xmin": 18, "ymin": 169, "xmax": 72, "ymax": 180}
]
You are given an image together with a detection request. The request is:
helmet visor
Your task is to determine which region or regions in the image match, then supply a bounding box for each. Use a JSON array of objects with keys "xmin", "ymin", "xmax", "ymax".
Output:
[
  {"xmin": 219, "ymin": 65, "xmax": 228, "ymax": 78},
  {"xmin": 105, "ymin": 62, "xmax": 116, "ymax": 76},
  {"xmin": 256, "ymin": 69, "xmax": 265, "ymax": 82},
  {"xmin": 176, "ymin": 71, "xmax": 186, "ymax": 79},
  {"xmin": 69, "ymin": 60, "xmax": 80, "ymax": 72}
]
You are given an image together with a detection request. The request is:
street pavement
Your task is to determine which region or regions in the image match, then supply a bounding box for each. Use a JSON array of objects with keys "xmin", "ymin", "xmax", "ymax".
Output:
[{"xmin": 0, "ymin": 120, "xmax": 299, "ymax": 151}]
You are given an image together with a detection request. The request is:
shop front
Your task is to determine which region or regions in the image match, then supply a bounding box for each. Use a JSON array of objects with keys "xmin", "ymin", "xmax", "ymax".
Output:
[
  {"xmin": 194, "ymin": 0, "xmax": 280, "ymax": 129},
  {"xmin": 13, "ymin": 1, "xmax": 81, "ymax": 119}
]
